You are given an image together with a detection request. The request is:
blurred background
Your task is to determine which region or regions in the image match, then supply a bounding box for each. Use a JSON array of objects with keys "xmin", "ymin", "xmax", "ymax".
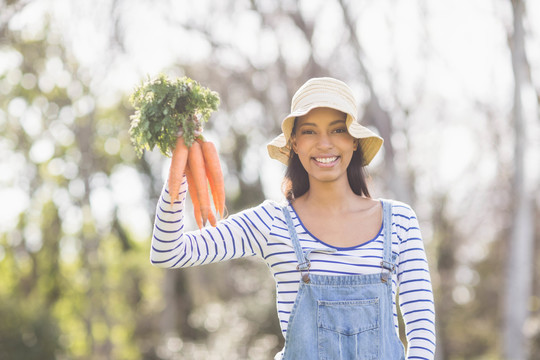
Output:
[{"xmin": 1, "ymin": 0, "xmax": 539, "ymax": 359}]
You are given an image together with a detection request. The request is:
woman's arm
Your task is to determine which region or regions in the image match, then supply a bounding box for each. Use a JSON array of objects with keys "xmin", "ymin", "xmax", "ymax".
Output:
[
  {"xmin": 151, "ymin": 176, "xmax": 273, "ymax": 268},
  {"xmin": 396, "ymin": 205, "xmax": 436, "ymax": 359}
]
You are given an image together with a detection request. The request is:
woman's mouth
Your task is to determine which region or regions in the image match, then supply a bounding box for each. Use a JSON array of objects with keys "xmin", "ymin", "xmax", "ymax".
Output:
[{"xmin": 313, "ymin": 156, "xmax": 339, "ymax": 166}]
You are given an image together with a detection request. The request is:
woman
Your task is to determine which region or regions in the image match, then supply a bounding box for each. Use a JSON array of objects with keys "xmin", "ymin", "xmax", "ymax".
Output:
[{"xmin": 151, "ymin": 77, "xmax": 436, "ymax": 359}]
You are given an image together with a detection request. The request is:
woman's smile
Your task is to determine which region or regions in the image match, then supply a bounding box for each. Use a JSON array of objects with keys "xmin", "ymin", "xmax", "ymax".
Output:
[{"xmin": 312, "ymin": 155, "xmax": 340, "ymax": 167}]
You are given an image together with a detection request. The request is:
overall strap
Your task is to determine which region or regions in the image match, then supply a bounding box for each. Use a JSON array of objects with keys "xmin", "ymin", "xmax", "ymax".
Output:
[
  {"xmin": 380, "ymin": 199, "xmax": 396, "ymax": 283},
  {"xmin": 281, "ymin": 205, "xmax": 311, "ymax": 282}
]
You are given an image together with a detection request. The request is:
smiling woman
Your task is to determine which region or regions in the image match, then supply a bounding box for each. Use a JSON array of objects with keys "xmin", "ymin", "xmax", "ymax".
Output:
[
  {"xmin": 150, "ymin": 77, "xmax": 436, "ymax": 360},
  {"xmin": 283, "ymin": 108, "xmax": 369, "ymax": 201},
  {"xmin": 273, "ymin": 78, "xmax": 382, "ymax": 204}
]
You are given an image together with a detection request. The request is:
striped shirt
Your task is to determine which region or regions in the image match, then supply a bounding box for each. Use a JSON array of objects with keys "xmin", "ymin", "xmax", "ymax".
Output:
[{"xmin": 151, "ymin": 179, "xmax": 436, "ymax": 359}]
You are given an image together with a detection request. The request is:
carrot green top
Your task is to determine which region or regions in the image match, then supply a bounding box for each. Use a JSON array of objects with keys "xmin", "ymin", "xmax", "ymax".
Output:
[{"xmin": 129, "ymin": 74, "xmax": 220, "ymax": 157}]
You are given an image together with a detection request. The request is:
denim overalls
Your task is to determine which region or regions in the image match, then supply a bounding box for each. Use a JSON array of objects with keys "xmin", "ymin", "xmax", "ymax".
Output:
[{"xmin": 277, "ymin": 200, "xmax": 405, "ymax": 360}]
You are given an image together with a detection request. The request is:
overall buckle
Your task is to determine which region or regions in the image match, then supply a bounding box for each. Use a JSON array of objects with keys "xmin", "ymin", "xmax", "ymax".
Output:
[
  {"xmin": 296, "ymin": 262, "xmax": 311, "ymax": 283},
  {"xmin": 380, "ymin": 261, "xmax": 395, "ymax": 283}
]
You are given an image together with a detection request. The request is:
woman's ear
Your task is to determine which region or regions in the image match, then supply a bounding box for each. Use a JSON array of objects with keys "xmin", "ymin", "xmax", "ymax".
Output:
[
  {"xmin": 290, "ymin": 137, "xmax": 298, "ymax": 153},
  {"xmin": 353, "ymin": 139, "xmax": 359, "ymax": 151}
]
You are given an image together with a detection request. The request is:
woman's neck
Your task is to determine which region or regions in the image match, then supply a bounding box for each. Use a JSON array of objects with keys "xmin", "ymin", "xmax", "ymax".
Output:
[{"xmin": 298, "ymin": 178, "xmax": 360, "ymax": 213}]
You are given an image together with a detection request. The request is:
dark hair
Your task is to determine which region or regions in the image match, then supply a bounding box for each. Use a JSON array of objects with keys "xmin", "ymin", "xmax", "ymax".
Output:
[{"xmin": 282, "ymin": 120, "xmax": 371, "ymax": 202}]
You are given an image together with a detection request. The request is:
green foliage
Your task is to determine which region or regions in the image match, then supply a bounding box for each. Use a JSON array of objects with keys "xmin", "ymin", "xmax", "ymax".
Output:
[
  {"xmin": 128, "ymin": 74, "xmax": 220, "ymax": 157},
  {"xmin": 0, "ymin": 22, "xmax": 170, "ymax": 359},
  {"xmin": 0, "ymin": 297, "xmax": 62, "ymax": 360}
]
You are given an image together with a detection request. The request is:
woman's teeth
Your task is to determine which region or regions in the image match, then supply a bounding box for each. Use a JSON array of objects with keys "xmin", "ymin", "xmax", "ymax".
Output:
[{"xmin": 315, "ymin": 156, "xmax": 338, "ymax": 164}]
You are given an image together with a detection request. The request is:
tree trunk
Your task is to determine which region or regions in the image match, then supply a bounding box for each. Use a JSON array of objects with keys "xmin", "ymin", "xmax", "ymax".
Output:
[
  {"xmin": 504, "ymin": 0, "xmax": 536, "ymax": 358},
  {"xmin": 337, "ymin": 0, "xmax": 412, "ymax": 204}
]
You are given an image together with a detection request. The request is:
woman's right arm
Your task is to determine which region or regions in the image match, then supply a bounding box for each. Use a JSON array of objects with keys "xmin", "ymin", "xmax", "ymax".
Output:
[{"xmin": 150, "ymin": 176, "xmax": 273, "ymax": 268}]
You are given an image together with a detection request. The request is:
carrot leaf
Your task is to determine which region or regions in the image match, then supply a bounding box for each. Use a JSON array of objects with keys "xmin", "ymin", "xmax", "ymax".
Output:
[{"xmin": 128, "ymin": 74, "xmax": 220, "ymax": 157}]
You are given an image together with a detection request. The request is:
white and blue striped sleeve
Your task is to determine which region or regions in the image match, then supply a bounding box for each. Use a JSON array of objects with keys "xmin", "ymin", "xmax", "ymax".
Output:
[
  {"xmin": 396, "ymin": 205, "xmax": 436, "ymax": 359},
  {"xmin": 150, "ymin": 178, "xmax": 273, "ymax": 269}
]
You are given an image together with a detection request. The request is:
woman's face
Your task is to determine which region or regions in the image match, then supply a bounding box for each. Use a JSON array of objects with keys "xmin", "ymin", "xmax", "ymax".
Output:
[{"xmin": 291, "ymin": 107, "xmax": 357, "ymax": 186}]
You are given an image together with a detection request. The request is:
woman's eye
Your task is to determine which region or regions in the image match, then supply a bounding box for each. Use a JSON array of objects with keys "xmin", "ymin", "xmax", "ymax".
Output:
[
  {"xmin": 333, "ymin": 128, "xmax": 347, "ymax": 134},
  {"xmin": 301, "ymin": 130, "xmax": 315, "ymax": 135}
]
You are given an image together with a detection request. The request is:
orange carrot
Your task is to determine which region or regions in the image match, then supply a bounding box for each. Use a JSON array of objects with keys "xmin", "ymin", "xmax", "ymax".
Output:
[
  {"xmin": 187, "ymin": 165, "xmax": 217, "ymax": 228},
  {"xmin": 168, "ymin": 136, "xmax": 189, "ymax": 205},
  {"xmin": 196, "ymin": 139, "xmax": 219, "ymax": 214},
  {"xmin": 185, "ymin": 166, "xmax": 203, "ymax": 230},
  {"xmin": 187, "ymin": 140, "xmax": 211, "ymax": 226},
  {"xmin": 199, "ymin": 140, "xmax": 225, "ymax": 218},
  {"xmin": 207, "ymin": 208, "xmax": 217, "ymax": 227}
]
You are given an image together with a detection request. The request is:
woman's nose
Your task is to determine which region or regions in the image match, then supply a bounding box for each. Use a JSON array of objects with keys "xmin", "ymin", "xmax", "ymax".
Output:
[{"xmin": 316, "ymin": 133, "xmax": 333, "ymax": 149}]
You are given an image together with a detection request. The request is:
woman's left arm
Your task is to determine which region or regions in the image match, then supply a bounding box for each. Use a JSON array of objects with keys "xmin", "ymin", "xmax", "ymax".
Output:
[{"xmin": 396, "ymin": 205, "xmax": 436, "ymax": 359}]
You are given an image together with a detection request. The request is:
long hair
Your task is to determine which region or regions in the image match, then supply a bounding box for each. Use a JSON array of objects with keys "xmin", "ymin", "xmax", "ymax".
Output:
[{"xmin": 282, "ymin": 120, "xmax": 371, "ymax": 202}]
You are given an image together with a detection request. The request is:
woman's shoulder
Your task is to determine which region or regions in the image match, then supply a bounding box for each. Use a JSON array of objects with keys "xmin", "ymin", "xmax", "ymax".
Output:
[
  {"xmin": 260, "ymin": 199, "xmax": 287, "ymax": 211},
  {"xmin": 379, "ymin": 198, "xmax": 417, "ymax": 219}
]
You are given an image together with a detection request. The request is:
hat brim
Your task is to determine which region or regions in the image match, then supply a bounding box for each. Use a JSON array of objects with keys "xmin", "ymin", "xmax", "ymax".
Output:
[{"xmin": 267, "ymin": 119, "xmax": 383, "ymax": 166}]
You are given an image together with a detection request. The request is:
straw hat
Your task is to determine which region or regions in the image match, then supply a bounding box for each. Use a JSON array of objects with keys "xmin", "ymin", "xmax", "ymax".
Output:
[{"xmin": 267, "ymin": 77, "xmax": 383, "ymax": 166}]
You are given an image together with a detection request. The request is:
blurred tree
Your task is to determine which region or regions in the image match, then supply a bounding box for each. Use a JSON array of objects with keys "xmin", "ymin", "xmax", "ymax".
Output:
[
  {"xmin": 0, "ymin": 297, "xmax": 61, "ymax": 359},
  {"xmin": 503, "ymin": 0, "xmax": 538, "ymax": 358},
  {"xmin": 0, "ymin": 2, "xmax": 167, "ymax": 358},
  {"xmin": 2, "ymin": 0, "xmax": 540, "ymax": 359}
]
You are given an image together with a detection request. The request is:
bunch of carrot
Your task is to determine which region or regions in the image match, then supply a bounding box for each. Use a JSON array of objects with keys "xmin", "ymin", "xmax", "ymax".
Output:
[
  {"xmin": 169, "ymin": 136, "xmax": 225, "ymax": 228},
  {"xmin": 128, "ymin": 74, "xmax": 224, "ymax": 229}
]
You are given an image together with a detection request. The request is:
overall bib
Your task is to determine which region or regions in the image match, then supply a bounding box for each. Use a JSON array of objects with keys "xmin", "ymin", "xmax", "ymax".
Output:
[{"xmin": 279, "ymin": 200, "xmax": 405, "ymax": 360}]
